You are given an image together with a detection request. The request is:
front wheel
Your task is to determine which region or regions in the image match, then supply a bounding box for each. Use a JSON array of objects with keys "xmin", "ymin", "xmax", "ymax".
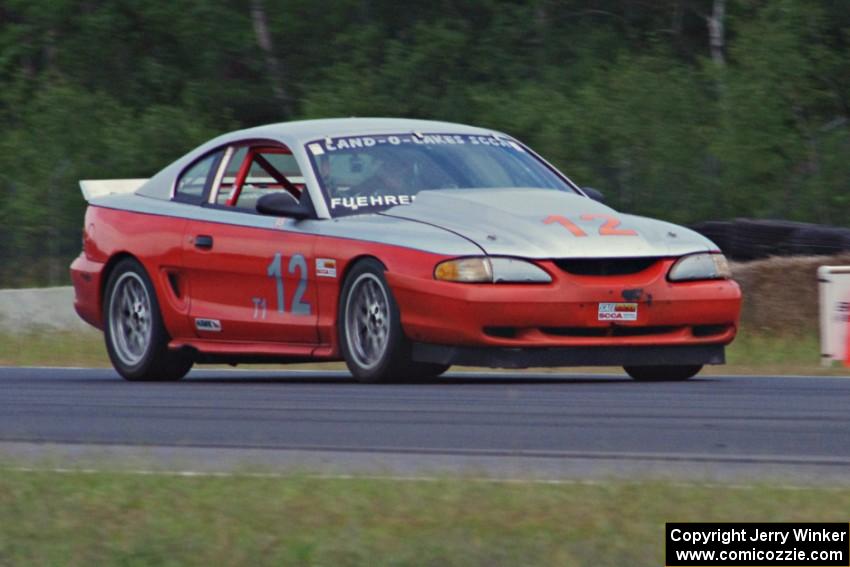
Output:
[
  {"xmin": 623, "ymin": 365, "xmax": 702, "ymax": 382},
  {"xmin": 103, "ymin": 258, "xmax": 193, "ymax": 381},
  {"xmin": 339, "ymin": 259, "xmax": 444, "ymax": 383}
]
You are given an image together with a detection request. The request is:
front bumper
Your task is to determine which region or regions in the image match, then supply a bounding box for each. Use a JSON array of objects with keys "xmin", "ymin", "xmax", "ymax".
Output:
[{"xmin": 388, "ymin": 258, "xmax": 742, "ymax": 352}]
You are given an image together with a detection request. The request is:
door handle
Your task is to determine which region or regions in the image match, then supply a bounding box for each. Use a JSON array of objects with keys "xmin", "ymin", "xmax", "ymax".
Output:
[{"xmin": 194, "ymin": 235, "xmax": 214, "ymax": 250}]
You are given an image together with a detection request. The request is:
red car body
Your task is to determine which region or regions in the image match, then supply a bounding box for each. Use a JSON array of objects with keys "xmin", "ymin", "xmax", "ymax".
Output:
[{"xmin": 71, "ymin": 118, "xmax": 741, "ymax": 381}]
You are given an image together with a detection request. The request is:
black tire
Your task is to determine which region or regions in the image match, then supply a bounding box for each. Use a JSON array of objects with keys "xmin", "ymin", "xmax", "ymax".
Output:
[
  {"xmin": 408, "ymin": 362, "xmax": 451, "ymax": 379},
  {"xmin": 400, "ymin": 362, "xmax": 452, "ymax": 383},
  {"xmin": 103, "ymin": 258, "xmax": 194, "ymax": 381},
  {"xmin": 338, "ymin": 259, "xmax": 443, "ymax": 383},
  {"xmin": 623, "ymin": 365, "xmax": 702, "ymax": 382}
]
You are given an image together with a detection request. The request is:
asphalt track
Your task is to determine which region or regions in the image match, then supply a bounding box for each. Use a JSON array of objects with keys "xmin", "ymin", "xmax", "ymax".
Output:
[{"xmin": 1, "ymin": 367, "xmax": 849, "ymax": 483}]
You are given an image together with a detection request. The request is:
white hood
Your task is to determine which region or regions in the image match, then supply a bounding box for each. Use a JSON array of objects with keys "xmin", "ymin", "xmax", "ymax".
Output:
[{"xmin": 383, "ymin": 188, "xmax": 717, "ymax": 259}]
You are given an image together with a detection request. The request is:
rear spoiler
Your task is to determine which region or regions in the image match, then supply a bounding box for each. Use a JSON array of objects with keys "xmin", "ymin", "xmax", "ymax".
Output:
[{"xmin": 79, "ymin": 179, "xmax": 148, "ymax": 202}]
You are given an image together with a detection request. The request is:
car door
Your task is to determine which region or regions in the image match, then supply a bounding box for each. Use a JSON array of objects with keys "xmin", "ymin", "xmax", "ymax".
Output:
[{"xmin": 181, "ymin": 143, "xmax": 319, "ymax": 345}]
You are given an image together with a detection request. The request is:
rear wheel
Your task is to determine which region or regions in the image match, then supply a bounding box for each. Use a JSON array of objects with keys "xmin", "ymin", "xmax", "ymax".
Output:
[
  {"xmin": 339, "ymin": 259, "xmax": 446, "ymax": 383},
  {"xmin": 103, "ymin": 258, "xmax": 193, "ymax": 381},
  {"xmin": 623, "ymin": 365, "xmax": 702, "ymax": 382}
]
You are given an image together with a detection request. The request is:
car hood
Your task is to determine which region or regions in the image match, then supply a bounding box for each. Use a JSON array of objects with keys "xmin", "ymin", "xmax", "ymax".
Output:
[{"xmin": 381, "ymin": 188, "xmax": 717, "ymax": 259}]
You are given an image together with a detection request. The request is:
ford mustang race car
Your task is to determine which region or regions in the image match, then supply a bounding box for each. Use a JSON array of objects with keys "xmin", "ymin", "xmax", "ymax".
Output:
[{"xmin": 70, "ymin": 118, "xmax": 741, "ymax": 383}]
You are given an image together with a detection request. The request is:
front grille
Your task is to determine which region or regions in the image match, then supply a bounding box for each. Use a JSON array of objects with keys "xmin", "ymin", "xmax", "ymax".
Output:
[
  {"xmin": 484, "ymin": 326, "xmax": 518, "ymax": 339},
  {"xmin": 554, "ymin": 257, "xmax": 660, "ymax": 276},
  {"xmin": 484, "ymin": 326, "xmax": 682, "ymax": 339},
  {"xmin": 484, "ymin": 325, "xmax": 725, "ymax": 340},
  {"xmin": 541, "ymin": 326, "xmax": 679, "ymax": 337},
  {"xmin": 692, "ymin": 324, "xmax": 730, "ymax": 337}
]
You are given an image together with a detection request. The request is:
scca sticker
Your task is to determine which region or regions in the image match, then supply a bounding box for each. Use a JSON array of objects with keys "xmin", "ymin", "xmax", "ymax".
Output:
[{"xmin": 598, "ymin": 303, "xmax": 638, "ymax": 321}]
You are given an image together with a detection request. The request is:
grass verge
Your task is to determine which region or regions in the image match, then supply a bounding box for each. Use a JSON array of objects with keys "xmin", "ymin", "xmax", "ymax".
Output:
[
  {"xmin": 0, "ymin": 329, "xmax": 107, "ymax": 368},
  {"xmin": 722, "ymin": 331, "xmax": 844, "ymax": 375},
  {"xmin": 0, "ymin": 328, "xmax": 846, "ymax": 376},
  {"xmin": 1, "ymin": 470, "xmax": 849, "ymax": 567}
]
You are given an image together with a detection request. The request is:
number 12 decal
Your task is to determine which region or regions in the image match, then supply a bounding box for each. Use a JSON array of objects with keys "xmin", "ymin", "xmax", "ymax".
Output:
[
  {"xmin": 543, "ymin": 214, "xmax": 637, "ymax": 237},
  {"xmin": 267, "ymin": 252, "xmax": 311, "ymax": 315}
]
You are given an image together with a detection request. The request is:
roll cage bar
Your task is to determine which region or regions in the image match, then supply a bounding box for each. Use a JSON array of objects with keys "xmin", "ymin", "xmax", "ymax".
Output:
[{"xmin": 226, "ymin": 145, "xmax": 301, "ymax": 207}]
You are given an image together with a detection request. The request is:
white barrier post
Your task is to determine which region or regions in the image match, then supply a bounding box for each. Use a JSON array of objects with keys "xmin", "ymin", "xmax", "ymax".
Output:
[{"xmin": 818, "ymin": 266, "xmax": 850, "ymax": 366}]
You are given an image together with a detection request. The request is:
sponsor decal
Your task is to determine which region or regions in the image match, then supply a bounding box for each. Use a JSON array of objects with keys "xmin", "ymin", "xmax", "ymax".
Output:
[
  {"xmin": 329, "ymin": 194, "xmax": 416, "ymax": 210},
  {"xmin": 598, "ymin": 302, "xmax": 638, "ymax": 321},
  {"xmin": 317, "ymin": 133, "xmax": 523, "ymax": 153},
  {"xmin": 316, "ymin": 258, "xmax": 337, "ymax": 278},
  {"xmin": 195, "ymin": 318, "xmax": 222, "ymax": 332}
]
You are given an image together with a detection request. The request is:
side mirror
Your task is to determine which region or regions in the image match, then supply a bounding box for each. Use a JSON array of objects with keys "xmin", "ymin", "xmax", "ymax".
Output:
[
  {"xmin": 582, "ymin": 187, "xmax": 605, "ymax": 202},
  {"xmin": 256, "ymin": 192, "xmax": 312, "ymax": 220}
]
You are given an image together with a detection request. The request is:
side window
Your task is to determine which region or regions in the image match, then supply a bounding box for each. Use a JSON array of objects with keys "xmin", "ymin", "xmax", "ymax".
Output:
[
  {"xmin": 174, "ymin": 150, "xmax": 223, "ymax": 204},
  {"xmin": 217, "ymin": 146, "xmax": 304, "ymax": 210}
]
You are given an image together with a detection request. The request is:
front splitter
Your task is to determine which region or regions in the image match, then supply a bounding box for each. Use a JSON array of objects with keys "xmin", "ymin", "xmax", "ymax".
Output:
[{"xmin": 412, "ymin": 343, "xmax": 725, "ymax": 368}]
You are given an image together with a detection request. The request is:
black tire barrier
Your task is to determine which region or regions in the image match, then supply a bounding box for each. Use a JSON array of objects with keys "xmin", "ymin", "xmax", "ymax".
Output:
[
  {"xmin": 688, "ymin": 221, "xmax": 735, "ymax": 255},
  {"xmin": 689, "ymin": 219, "xmax": 850, "ymax": 261},
  {"xmin": 789, "ymin": 226, "xmax": 850, "ymax": 256}
]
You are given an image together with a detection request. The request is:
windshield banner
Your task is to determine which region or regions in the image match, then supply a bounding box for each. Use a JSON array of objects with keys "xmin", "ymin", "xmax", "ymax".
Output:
[{"xmin": 308, "ymin": 133, "xmax": 525, "ymax": 155}]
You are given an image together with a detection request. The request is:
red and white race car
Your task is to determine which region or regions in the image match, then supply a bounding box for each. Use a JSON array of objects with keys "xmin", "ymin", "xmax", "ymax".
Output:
[{"xmin": 71, "ymin": 118, "xmax": 741, "ymax": 382}]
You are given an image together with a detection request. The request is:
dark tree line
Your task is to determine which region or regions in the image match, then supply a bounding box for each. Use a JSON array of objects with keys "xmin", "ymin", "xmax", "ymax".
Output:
[{"xmin": 0, "ymin": 0, "xmax": 848, "ymax": 285}]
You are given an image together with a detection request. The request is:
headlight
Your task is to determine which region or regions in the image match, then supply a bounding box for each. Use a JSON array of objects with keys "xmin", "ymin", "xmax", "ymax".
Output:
[
  {"xmin": 434, "ymin": 257, "xmax": 552, "ymax": 283},
  {"xmin": 434, "ymin": 257, "xmax": 492, "ymax": 282},
  {"xmin": 668, "ymin": 253, "xmax": 731, "ymax": 281}
]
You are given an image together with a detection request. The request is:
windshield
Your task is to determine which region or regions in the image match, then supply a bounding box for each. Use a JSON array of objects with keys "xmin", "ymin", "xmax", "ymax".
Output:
[{"xmin": 306, "ymin": 133, "xmax": 577, "ymax": 216}]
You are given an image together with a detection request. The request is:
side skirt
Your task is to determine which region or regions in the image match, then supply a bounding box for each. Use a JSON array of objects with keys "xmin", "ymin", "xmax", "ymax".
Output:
[{"xmin": 169, "ymin": 339, "xmax": 336, "ymax": 364}]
